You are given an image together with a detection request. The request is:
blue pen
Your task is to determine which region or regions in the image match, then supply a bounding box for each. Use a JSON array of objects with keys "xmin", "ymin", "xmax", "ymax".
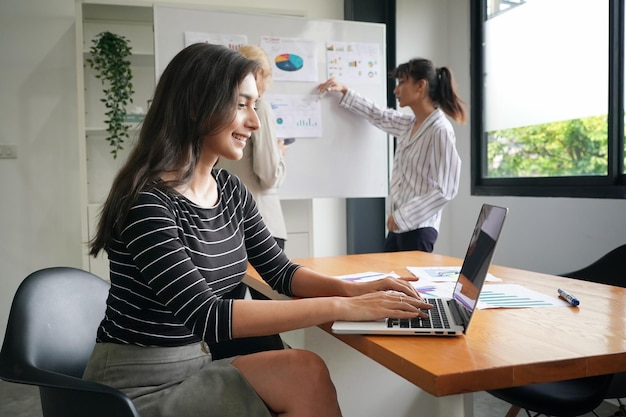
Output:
[{"xmin": 558, "ymin": 288, "xmax": 580, "ymax": 307}]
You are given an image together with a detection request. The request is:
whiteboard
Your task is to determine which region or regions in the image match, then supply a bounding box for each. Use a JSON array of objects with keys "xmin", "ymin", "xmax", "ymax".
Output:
[{"xmin": 154, "ymin": 5, "xmax": 389, "ymax": 199}]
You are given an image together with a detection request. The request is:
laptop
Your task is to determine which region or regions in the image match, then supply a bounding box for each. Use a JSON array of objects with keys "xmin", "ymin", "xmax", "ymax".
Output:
[{"xmin": 331, "ymin": 203, "xmax": 508, "ymax": 336}]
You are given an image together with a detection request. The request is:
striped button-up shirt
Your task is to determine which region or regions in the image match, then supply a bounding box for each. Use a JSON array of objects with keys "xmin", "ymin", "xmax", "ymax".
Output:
[{"xmin": 340, "ymin": 89, "xmax": 461, "ymax": 232}]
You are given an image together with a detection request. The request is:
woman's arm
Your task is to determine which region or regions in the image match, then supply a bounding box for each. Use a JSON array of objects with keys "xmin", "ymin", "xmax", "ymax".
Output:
[
  {"xmin": 231, "ymin": 290, "xmax": 429, "ymax": 339},
  {"xmin": 230, "ymin": 266, "xmax": 429, "ymax": 339},
  {"xmin": 317, "ymin": 78, "xmax": 413, "ymax": 138},
  {"xmin": 242, "ymin": 175, "xmax": 431, "ymax": 340},
  {"xmin": 289, "ymin": 267, "xmax": 420, "ymax": 298}
]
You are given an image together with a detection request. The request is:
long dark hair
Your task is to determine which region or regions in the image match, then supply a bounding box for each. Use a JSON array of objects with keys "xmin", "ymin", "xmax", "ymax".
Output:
[
  {"xmin": 89, "ymin": 43, "xmax": 259, "ymax": 256},
  {"xmin": 391, "ymin": 58, "xmax": 466, "ymax": 124}
]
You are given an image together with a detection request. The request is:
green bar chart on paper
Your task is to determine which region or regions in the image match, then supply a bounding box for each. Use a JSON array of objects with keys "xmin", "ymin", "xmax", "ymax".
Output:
[
  {"xmin": 477, "ymin": 284, "xmax": 566, "ymax": 309},
  {"xmin": 410, "ymin": 281, "xmax": 570, "ymax": 309}
]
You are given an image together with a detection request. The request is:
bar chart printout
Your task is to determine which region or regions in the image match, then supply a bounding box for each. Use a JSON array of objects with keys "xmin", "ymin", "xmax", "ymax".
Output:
[
  {"xmin": 264, "ymin": 93, "xmax": 323, "ymax": 138},
  {"xmin": 410, "ymin": 282, "xmax": 567, "ymax": 309},
  {"xmin": 477, "ymin": 284, "xmax": 567, "ymax": 309}
]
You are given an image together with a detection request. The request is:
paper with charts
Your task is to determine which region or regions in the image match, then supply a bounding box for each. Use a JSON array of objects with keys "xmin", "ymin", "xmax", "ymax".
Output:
[
  {"xmin": 413, "ymin": 281, "xmax": 569, "ymax": 309},
  {"xmin": 335, "ymin": 270, "xmax": 569, "ymax": 309},
  {"xmin": 408, "ymin": 265, "xmax": 501, "ymax": 283}
]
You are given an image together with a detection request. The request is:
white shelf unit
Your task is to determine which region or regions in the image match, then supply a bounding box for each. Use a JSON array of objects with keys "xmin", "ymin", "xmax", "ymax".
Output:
[{"xmin": 76, "ymin": 2, "xmax": 155, "ymax": 279}]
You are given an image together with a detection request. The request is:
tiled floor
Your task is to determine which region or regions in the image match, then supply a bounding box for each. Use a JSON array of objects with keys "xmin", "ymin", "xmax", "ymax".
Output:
[{"xmin": 0, "ymin": 379, "xmax": 620, "ymax": 417}]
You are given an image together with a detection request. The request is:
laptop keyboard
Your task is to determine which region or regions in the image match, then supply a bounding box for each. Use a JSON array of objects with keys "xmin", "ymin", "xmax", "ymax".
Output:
[{"xmin": 387, "ymin": 298, "xmax": 450, "ymax": 329}]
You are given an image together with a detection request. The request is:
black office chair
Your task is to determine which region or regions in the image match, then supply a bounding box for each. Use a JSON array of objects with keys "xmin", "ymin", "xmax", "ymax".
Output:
[
  {"xmin": 488, "ymin": 376, "xmax": 613, "ymax": 417},
  {"xmin": 563, "ymin": 244, "xmax": 626, "ymax": 417},
  {"xmin": 488, "ymin": 244, "xmax": 626, "ymax": 417},
  {"xmin": 606, "ymin": 372, "xmax": 626, "ymax": 417},
  {"xmin": 560, "ymin": 244, "xmax": 626, "ymax": 287},
  {"xmin": 0, "ymin": 267, "xmax": 140, "ymax": 417}
]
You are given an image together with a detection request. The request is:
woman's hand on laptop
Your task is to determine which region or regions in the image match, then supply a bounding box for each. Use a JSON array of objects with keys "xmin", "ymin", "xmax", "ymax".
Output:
[
  {"xmin": 336, "ymin": 290, "xmax": 432, "ymax": 321},
  {"xmin": 355, "ymin": 275, "xmax": 423, "ymax": 301},
  {"xmin": 383, "ymin": 290, "xmax": 432, "ymax": 318}
]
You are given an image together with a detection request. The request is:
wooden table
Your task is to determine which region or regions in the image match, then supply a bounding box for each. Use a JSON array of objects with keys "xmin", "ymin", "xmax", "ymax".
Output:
[{"xmin": 244, "ymin": 251, "xmax": 626, "ymax": 416}]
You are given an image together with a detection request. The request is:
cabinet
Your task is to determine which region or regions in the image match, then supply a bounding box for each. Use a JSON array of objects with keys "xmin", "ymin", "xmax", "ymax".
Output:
[{"xmin": 76, "ymin": 2, "xmax": 155, "ymax": 278}]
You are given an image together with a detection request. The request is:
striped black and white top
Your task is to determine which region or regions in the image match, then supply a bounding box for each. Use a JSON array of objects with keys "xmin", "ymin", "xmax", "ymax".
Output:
[
  {"xmin": 340, "ymin": 89, "xmax": 461, "ymax": 232},
  {"xmin": 97, "ymin": 169, "xmax": 300, "ymax": 347}
]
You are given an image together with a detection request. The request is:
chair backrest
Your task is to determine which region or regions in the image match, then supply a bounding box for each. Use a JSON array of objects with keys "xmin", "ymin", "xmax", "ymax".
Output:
[
  {"xmin": 0, "ymin": 267, "xmax": 140, "ymax": 417},
  {"xmin": 1, "ymin": 267, "xmax": 108, "ymax": 379},
  {"xmin": 560, "ymin": 244, "xmax": 626, "ymax": 287},
  {"xmin": 561, "ymin": 245, "xmax": 626, "ymax": 406}
]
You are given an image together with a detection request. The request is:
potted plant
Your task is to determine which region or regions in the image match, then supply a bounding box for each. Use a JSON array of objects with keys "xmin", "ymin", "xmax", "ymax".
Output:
[{"xmin": 87, "ymin": 31, "xmax": 134, "ymax": 159}]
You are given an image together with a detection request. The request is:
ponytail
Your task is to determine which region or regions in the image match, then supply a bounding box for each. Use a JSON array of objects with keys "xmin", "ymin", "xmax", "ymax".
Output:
[
  {"xmin": 391, "ymin": 58, "xmax": 466, "ymax": 124},
  {"xmin": 434, "ymin": 66, "xmax": 466, "ymax": 124}
]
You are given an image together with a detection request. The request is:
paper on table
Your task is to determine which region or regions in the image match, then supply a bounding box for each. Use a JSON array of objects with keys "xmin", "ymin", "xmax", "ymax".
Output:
[
  {"xmin": 407, "ymin": 266, "xmax": 502, "ymax": 283},
  {"xmin": 411, "ymin": 282, "xmax": 569, "ymax": 309},
  {"xmin": 334, "ymin": 272, "xmax": 564, "ymax": 309},
  {"xmin": 334, "ymin": 271, "xmax": 400, "ymax": 282},
  {"xmin": 412, "ymin": 281, "xmax": 455, "ymax": 299},
  {"xmin": 476, "ymin": 284, "xmax": 569, "ymax": 309}
]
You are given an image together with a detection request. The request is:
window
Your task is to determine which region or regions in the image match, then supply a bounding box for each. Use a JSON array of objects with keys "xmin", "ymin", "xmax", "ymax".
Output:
[{"xmin": 470, "ymin": 0, "xmax": 626, "ymax": 198}]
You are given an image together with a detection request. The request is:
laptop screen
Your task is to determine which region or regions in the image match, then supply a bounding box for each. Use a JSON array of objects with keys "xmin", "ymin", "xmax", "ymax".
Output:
[{"xmin": 452, "ymin": 204, "xmax": 508, "ymax": 329}]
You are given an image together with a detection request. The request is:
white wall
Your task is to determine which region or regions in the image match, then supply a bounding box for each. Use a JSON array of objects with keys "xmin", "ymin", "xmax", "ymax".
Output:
[{"xmin": 0, "ymin": 0, "xmax": 83, "ymax": 344}]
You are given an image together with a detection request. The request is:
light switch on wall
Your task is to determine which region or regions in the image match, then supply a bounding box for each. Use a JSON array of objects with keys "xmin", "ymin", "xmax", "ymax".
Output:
[{"xmin": 0, "ymin": 144, "xmax": 17, "ymax": 159}]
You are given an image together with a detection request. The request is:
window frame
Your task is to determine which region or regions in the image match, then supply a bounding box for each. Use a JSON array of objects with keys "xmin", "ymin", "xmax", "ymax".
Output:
[{"xmin": 470, "ymin": 0, "xmax": 626, "ymax": 199}]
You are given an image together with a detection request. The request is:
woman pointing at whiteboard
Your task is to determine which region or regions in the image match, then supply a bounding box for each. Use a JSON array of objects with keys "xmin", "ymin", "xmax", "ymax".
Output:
[{"xmin": 319, "ymin": 58, "xmax": 466, "ymax": 253}]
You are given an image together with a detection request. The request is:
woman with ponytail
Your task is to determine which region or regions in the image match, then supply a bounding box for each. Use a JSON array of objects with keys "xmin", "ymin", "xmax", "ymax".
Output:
[{"xmin": 319, "ymin": 58, "xmax": 466, "ymax": 252}]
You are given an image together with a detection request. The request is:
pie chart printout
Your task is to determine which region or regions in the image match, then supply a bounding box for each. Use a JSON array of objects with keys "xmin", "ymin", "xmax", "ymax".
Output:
[{"xmin": 275, "ymin": 53, "xmax": 304, "ymax": 72}]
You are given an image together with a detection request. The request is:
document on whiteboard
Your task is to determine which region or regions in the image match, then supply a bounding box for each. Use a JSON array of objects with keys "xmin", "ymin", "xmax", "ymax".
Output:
[{"xmin": 264, "ymin": 93, "xmax": 322, "ymax": 138}]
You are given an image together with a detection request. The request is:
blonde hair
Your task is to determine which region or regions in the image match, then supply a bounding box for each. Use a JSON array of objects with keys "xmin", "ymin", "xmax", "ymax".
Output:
[{"xmin": 238, "ymin": 44, "xmax": 272, "ymax": 93}]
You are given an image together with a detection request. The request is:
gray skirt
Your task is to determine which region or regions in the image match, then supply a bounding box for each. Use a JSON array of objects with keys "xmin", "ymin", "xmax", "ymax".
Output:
[{"xmin": 83, "ymin": 342, "xmax": 271, "ymax": 417}]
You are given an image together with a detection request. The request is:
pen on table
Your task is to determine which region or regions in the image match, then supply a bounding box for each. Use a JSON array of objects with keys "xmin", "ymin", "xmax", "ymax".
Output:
[{"xmin": 557, "ymin": 288, "xmax": 580, "ymax": 307}]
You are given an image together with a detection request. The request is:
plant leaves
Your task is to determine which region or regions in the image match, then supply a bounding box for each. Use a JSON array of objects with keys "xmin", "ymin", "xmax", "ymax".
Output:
[{"xmin": 87, "ymin": 31, "xmax": 135, "ymax": 158}]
